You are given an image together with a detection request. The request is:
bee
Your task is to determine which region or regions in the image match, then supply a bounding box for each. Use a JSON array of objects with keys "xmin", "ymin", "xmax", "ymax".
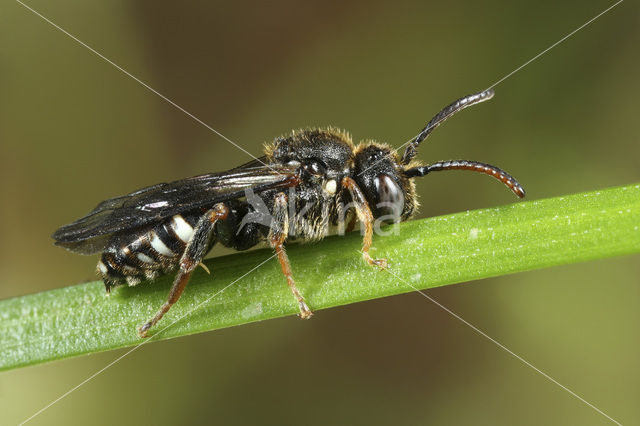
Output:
[{"xmin": 53, "ymin": 89, "xmax": 525, "ymax": 337}]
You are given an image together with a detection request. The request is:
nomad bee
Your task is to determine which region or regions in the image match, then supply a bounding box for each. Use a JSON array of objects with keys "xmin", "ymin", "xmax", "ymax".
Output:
[{"xmin": 53, "ymin": 89, "xmax": 525, "ymax": 337}]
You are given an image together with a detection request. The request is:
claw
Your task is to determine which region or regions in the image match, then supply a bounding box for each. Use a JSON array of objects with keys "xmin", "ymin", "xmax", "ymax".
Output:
[
  {"xmin": 138, "ymin": 323, "xmax": 152, "ymax": 338},
  {"xmin": 298, "ymin": 300, "xmax": 314, "ymax": 319},
  {"xmin": 198, "ymin": 262, "xmax": 210, "ymax": 274},
  {"xmin": 362, "ymin": 251, "xmax": 388, "ymax": 270},
  {"xmin": 371, "ymin": 257, "xmax": 388, "ymax": 270}
]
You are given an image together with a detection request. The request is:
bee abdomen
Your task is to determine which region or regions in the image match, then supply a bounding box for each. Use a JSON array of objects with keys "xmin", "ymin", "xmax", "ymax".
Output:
[{"xmin": 98, "ymin": 214, "xmax": 199, "ymax": 291}]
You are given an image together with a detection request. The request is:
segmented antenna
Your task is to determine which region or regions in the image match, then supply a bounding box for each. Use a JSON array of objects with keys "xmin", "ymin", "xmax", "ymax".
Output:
[
  {"xmin": 401, "ymin": 89, "xmax": 495, "ymax": 165},
  {"xmin": 404, "ymin": 160, "xmax": 525, "ymax": 198}
]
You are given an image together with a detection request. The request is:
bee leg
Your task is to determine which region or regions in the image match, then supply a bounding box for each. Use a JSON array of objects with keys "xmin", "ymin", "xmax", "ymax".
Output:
[
  {"xmin": 342, "ymin": 177, "xmax": 388, "ymax": 269},
  {"xmin": 269, "ymin": 192, "xmax": 313, "ymax": 319},
  {"xmin": 138, "ymin": 203, "xmax": 229, "ymax": 338}
]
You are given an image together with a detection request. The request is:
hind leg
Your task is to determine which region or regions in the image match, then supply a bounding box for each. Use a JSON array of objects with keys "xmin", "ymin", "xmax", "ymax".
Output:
[{"xmin": 138, "ymin": 204, "xmax": 229, "ymax": 338}]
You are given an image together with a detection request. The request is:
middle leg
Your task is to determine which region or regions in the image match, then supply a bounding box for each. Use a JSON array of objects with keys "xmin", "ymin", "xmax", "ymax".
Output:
[{"xmin": 269, "ymin": 192, "xmax": 313, "ymax": 319}]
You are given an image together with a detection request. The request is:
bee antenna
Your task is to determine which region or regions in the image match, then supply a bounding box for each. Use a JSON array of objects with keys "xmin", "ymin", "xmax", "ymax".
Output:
[
  {"xmin": 404, "ymin": 160, "xmax": 525, "ymax": 198},
  {"xmin": 401, "ymin": 89, "xmax": 495, "ymax": 165}
]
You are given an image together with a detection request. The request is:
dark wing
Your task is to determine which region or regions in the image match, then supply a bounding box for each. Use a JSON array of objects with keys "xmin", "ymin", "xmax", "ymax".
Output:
[{"xmin": 53, "ymin": 162, "xmax": 299, "ymax": 254}]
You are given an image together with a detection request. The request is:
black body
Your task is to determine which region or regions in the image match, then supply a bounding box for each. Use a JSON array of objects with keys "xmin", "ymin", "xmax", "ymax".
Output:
[{"xmin": 53, "ymin": 89, "xmax": 526, "ymax": 337}]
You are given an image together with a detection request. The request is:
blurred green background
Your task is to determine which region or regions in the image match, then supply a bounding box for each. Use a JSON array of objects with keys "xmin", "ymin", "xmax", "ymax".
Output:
[{"xmin": 1, "ymin": 0, "xmax": 638, "ymax": 424}]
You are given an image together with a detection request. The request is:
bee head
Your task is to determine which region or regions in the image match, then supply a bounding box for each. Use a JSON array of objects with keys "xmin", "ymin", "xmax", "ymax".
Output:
[
  {"xmin": 353, "ymin": 89, "xmax": 526, "ymax": 224},
  {"xmin": 353, "ymin": 143, "xmax": 417, "ymax": 223},
  {"xmin": 352, "ymin": 140, "xmax": 525, "ymax": 227}
]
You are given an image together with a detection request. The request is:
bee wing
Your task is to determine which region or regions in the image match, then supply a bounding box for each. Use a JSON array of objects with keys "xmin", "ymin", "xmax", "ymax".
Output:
[{"xmin": 52, "ymin": 162, "xmax": 299, "ymax": 254}]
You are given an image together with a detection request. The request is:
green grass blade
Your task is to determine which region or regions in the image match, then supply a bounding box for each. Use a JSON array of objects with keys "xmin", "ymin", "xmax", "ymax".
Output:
[{"xmin": 1, "ymin": 184, "xmax": 639, "ymax": 371}]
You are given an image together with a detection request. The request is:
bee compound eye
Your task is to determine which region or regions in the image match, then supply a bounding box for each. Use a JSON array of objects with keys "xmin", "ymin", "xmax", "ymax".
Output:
[{"xmin": 373, "ymin": 174, "xmax": 404, "ymax": 222}]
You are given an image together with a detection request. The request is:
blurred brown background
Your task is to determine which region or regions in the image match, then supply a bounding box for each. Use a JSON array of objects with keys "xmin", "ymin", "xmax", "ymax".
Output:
[{"xmin": 1, "ymin": 0, "xmax": 638, "ymax": 425}]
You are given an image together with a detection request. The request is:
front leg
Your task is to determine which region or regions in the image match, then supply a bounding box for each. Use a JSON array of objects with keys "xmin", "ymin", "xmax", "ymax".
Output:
[
  {"xmin": 138, "ymin": 203, "xmax": 229, "ymax": 337},
  {"xmin": 342, "ymin": 177, "xmax": 388, "ymax": 269},
  {"xmin": 269, "ymin": 192, "xmax": 313, "ymax": 319}
]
